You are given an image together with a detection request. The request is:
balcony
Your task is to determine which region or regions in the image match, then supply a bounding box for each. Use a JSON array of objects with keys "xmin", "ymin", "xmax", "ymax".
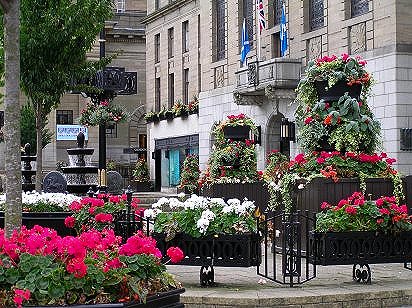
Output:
[{"xmin": 234, "ymin": 58, "xmax": 302, "ymax": 105}]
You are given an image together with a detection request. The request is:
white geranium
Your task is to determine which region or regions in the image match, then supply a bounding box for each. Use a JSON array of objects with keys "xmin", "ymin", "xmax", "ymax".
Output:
[
  {"xmin": 152, "ymin": 197, "xmax": 170, "ymax": 208},
  {"xmin": 209, "ymin": 198, "xmax": 226, "ymax": 207},
  {"xmin": 222, "ymin": 204, "xmax": 234, "ymax": 213},
  {"xmin": 196, "ymin": 217, "xmax": 210, "ymax": 234},
  {"xmin": 227, "ymin": 198, "xmax": 241, "ymax": 207},
  {"xmin": 144, "ymin": 208, "xmax": 162, "ymax": 219},
  {"xmin": 168, "ymin": 198, "xmax": 184, "ymax": 209},
  {"xmin": 177, "ymin": 192, "xmax": 186, "ymax": 199},
  {"xmin": 201, "ymin": 209, "xmax": 216, "ymax": 221},
  {"xmin": 0, "ymin": 192, "xmax": 81, "ymax": 211}
]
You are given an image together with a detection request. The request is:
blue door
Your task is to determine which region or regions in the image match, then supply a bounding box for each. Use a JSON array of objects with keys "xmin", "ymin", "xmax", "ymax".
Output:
[{"xmin": 169, "ymin": 149, "xmax": 180, "ymax": 186}]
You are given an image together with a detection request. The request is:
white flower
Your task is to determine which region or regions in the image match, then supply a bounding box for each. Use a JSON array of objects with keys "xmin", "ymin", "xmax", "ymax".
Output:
[
  {"xmin": 222, "ymin": 205, "xmax": 233, "ymax": 213},
  {"xmin": 210, "ymin": 198, "xmax": 226, "ymax": 207},
  {"xmin": 144, "ymin": 208, "xmax": 162, "ymax": 219},
  {"xmin": 227, "ymin": 198, "xmax": 241, "ymax": 207},
  {"xmin": 169, "ymin": 198, "xmax": 184, "ymax": 209},
  {"xmin": 196, "ymin": 217, "xmax": 210, "ymax": 234},
  {"xmin": 298, "ymin": 183, "xmax": 305, "ymax": 190},
  {"xmin": 201, "ymin": 209, "xmax": 216, "ymax": 221},
  {"xmin": 177, "ymin": 192, "xmax": 186, "ymax": 198}
]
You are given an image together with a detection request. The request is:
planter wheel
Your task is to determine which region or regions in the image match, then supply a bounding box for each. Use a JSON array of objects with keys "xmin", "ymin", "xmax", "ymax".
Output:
[
  {"xmin": 200, "ymin": 265, "xmax": 214, "ymax": 286},
  {"xmin": 352, "ymin": 263, "xmax": 371, "ymax": 283}
]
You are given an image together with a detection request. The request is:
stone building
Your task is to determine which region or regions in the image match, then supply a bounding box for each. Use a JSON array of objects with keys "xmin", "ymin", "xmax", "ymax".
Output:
[
  {"xmin": 145, "ymin": 0, "xmax": 412, "ymax": 191},
  {"xmin": 0, "ymin": 1, "xmax": 147, "ymax": 177}
]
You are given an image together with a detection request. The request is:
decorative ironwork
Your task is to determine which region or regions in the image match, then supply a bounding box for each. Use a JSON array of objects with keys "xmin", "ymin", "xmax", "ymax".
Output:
[
  {"xmin": 216, "ymin": 0, "xmax": 226, "ymax": 61},
  {"xmin": 257, "ymin": 210, "xmax": 316, "ymax": 287},
  {"xmin": 353, "ymin": 263, "xmax": 371, "ymax": 283},
  {"xmin": 309, "ymin": 0, "xmax": 324, "ymax": 31},
  {"xmin": 351, "ymin": 0, "xmax": 369, "ymax": 17},
  {"xmin": 247, "ymin": 62, "xmax": 257, "ymax": 85}
]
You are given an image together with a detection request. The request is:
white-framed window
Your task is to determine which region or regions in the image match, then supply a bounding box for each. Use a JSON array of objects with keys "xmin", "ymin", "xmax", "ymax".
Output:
[{"xmin": 116, "ymin": 0, "xmax": 125, "ymax": 13}]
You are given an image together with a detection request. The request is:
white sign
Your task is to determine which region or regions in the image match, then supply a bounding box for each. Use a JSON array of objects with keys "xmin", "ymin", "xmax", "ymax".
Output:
[{"xmin": 56, "ymin": 125, "xmax": 88, "ymax": 141}]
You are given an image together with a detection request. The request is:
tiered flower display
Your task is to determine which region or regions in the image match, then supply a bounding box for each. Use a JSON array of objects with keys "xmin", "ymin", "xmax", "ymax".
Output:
[
  {"xmin": 0, "ymin": 225, "xmax": 184, "ymax": 307},
  {"xmin": 295, "ymin": 54, "xmax": 380, "ymax": 153},
  {"xmin": 200, "ymin": 114, "xmax": 260, "ymax": 186},
  {"xmin": 79, "ymin": 100, "xmax": 128, "ymax": 127},
  {"xmin": 316, "ymin": 192, "xmax": 412, "ymax": 233}
]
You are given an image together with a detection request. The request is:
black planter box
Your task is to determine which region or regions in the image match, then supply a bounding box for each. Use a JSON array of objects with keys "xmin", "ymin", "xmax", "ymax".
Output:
[
  {"xmin": 201, "ymin": 182, "xmax": 269, "ymax": 213},
  {"xmin": 222, "ymin": 126, "xmax": 250, "ymax": 141},
  {"xmin": 153, "ymin": 233, "xmax": 261, "ymax": 267},
  {"xmin": 130, "ymin": 181, "xmax": 152, "ymax": 192},
  {"xmin": 27, "ymin": 288, "xmax": 185, "ymax": 308},
  {"xmin": 0, "ymin": 212, "xmax": 74, "ymax": 236},
  {"xmin": 296, "ymin": 178, "xmax": 395, "ymax": 213},
  {"xmin": 309, "ymin": 231, "xmax": 412, "ymax": 266},
  {"xmin": 165, "ymin": 111, "xmax": 175, "ymax": 120},
  {"xmin": 315, "ymin": 80, "xmax": 362, "ymax": 101}
]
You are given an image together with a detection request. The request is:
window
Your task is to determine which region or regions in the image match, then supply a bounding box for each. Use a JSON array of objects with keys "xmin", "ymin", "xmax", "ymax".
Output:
[
  {"xmin": 154, "ymin": 33, "xmax": 160, "ymax": 63},
  {"xmin": 182, "ymin": 21, "xmax": 189, "ymax": 53},
  {"xmin": 309, "ymin": 0, "xmax": 324, "ymax": 31},
  {"xmin": 168, "ymin": 73, "xmax": 174, "ymax": 108},
  {"xmin": 272, "ymin": 33, "xmax": 281, "ymax": 58},
  {"xmin": 106, "ymin": 123, "xmax": 117, "ymax": 138},
  {"xmin": 351, "ymin": 0, "xmax": 369, "ymax": 17},
  {"xmin": 183, "ymin": 69, "xmax": 189, "ymax": 104},
  {"xmin": 242, "ymin": 0, "xmax": 254, "ymax": 48},
  {"xmin": 0, "ymin": 111, "xmax": 4, "ymax": 127},
  {"xmin": 198, "ymin": 64, "xmax": 202, "ymax": 93},
  {"xmin": 116, "ymin": 0, "xmax": 125, "ymax": 13},
  {"xmin": 215, "ymin": 0, "xmax": 226, "ymax": 61},
  {"xmin": 273, "ymin": 0, "xmax": 282, "ymax": 26},
  {"xmin": 155, "ymin": 77, "xmax": 161, "ymax": 112},
  {"xmin": 56, "ymin": 110, "xmax": 73, "ymax": 125},
  {"xmin": 155, "ymin": 0, "xmax": 160, "ymax": 10},
  {"xmin": 168, "ymin": 28, "xmax": 174, "ymax": 58}
]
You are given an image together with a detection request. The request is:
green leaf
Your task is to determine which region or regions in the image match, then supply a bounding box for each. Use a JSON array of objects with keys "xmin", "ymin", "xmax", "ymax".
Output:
[{"xmin": 48, "ymin": 283, "xmax": 65, "ymax": 298}]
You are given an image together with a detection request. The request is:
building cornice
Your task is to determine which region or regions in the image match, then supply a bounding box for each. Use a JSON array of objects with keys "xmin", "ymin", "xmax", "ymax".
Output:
[{"xmin": 142, "ymin": 0, "xmax": 193, "ymax": 25}]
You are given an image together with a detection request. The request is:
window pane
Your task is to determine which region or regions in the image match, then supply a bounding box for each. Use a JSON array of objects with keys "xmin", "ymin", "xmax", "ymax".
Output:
[
  {"xmin": 56, "ymin": 110, "xmax": 73, "ymax": 125},
  {"xmin": 272, "ymin": 32, "xmax": 281, "ymax": 58},
  {"xmin": 182, "ymin": 21, "xmax": 189, "ymax": 52},
  {"xmin": 155, "ymin": 78, "xmax": 161, "ymax": 112},
  {"xmin": 310, "ymin": 0, "xmax": 324, "ymax": 31},
  {"xmin": 183, "ymin": 69, "xmax": 189, "ymax": 104},
  {"xmin": 243, "ymin": 0, "xmax": 254, "ymax": 47},
  {"xmin": 274, "ymin": 0, "xmax": 282, "ymax": 25},
  {"xmin": 168, "ymin": 28, "xmax": 174, "ymax": 58},
  {"xmin": 351, "ymin": 0, "xmax": 369, "ymax": 17},
  {"xmin": 216, "ymin": 0, "xmax": 225, "ymax": 61},
  {"xmin": 168, "ymin": 73, "xmax": 174, "ymax": 108},
  {"xmin": 155, "ymin": 34, "xmax": 160, "ymax": 63}
]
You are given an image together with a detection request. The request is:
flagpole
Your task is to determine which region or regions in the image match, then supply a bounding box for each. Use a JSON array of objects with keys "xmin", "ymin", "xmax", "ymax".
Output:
[{"xmin": 256, "ymin": 0, "xmax": 261, "ymax": 61}]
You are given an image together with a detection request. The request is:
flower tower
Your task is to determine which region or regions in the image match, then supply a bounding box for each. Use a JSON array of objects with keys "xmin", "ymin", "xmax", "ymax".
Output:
[
  {"xmin": 295, "ymin": 54, "xmax": 380, "ymax": 153},
  {"xmin": 204, "ymin": 114, "xmax": 259, "ymax": 184}
]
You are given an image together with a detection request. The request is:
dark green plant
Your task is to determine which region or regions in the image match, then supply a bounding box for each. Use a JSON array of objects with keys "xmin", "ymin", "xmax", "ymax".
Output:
[
  {"xmin": 20, "ymin": 104, "xmax": 52, "ymax": 154},
  {"xmin": 178, "ymin": 154, "xmax": 199, "ymax": 193}
]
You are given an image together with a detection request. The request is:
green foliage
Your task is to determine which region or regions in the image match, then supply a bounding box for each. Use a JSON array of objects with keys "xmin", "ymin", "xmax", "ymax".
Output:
[
  {"xmin": 79, "ymin": 101, "xmax": 129, "ymax": 127},
  {"xmin": 20, "ymin": 104, "xmax": 52, "ymax": 153},
  {"xmin": 178, "ymin": 154, "xmax": 199, "ymax": 193},
  {"xmin": 132, "ymin": 158, "xmax": 150, "ymax": 183}
]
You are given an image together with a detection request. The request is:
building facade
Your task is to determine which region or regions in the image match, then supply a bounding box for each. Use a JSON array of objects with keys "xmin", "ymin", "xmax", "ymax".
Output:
[{"xmin": 145, "ymin": 0, "xmax": 412, "ymax": 191}]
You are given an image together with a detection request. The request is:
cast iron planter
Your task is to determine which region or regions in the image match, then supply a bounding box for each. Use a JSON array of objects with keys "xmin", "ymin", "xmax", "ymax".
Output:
[
  {"xmin": 314, "ymin": 80, "xmax": 362, "ymax": 101},
  {"xmin": 222, "ymin": 126, "xmax": 250, "ymax": 141},
  {"xmin": 295, "ymin": 177, "xmax": 395, "ymax": 213},
  {"xmin": 309, "ymin": 231, "xmax": 412, "ymax": 265},
  {"xmin": 28, "ymin": 288, "xmax": 185, "ymax": 308},
  {"xmin": 201, "ymin": 182, "xmax": 269, "ymax": 213},
  {"xmin": 0, "ymin": 212, "xmax": 74, "ymax": 236}
]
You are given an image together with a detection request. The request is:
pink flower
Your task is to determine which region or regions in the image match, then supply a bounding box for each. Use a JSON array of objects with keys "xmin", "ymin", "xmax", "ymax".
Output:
[
  {"xmin": 95, "ymin": 213, "xmax": 114, "ymax": 223},
  {"xmin": 337, "ymin": 199, "xmax": 348, "ymax": 209},
  {"xmin": 304, "ymin": 117, "xmax": 313, "ymax": 125},
  {"xmin": 386, "ymin": 158, "xmax": 396, "ymax": 165},
  {"xmin": 345, "ymin": 206, "xmax": 357, "ymax": 215},
  {"xmin": 69, "ymin": 201, "xmax": 83, "ymax": 212},
  {"xmin": 376, "ymin": 218, "xmax": 384, "ymax": 224},
  {"xmin": 294, "ymin": 153, "xmax": 306, "ymax": 164},
  {"xmin": 379, "ymin": 208, "xmax": 390, "ymax": 215},
  {"xmin": 321, "ymin": 202, "xmax": 331, "ymax": 210},
  {"xmin": 66, "ymin": 257, "xmax": 88, "ymax": 278},
  {"xmin": 167, "ymin": 247, "xmax": 185, "ymax": 263},
  {"xmin": 64, "ymin": 216, "xmax": 76, "ymax": 228},
  {"xmin": 341, "ymin": 53, "xmax": 349, "ymax": 62},
  {"xmin": 14, "ymin": 289, "xmax": 31, "ymax": 308},
  {"xmin": 316, "ymin": 157, "xmax": 325, "ymax": 164}
]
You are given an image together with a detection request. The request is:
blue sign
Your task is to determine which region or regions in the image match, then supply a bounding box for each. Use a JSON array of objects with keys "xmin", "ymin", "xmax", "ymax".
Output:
[{"xmin": 56, "ymin": 125, "xmax": 88, "ymax": 141}]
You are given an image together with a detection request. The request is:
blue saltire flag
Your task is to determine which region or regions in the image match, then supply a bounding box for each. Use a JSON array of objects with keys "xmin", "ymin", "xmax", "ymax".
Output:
[
  {"xmin": 240, "ymin": 18, "xmax": 250, "ymax": 65},
  {"xmin": 280, "ymin": 3, "xmax": 288, "ymax": 57}
]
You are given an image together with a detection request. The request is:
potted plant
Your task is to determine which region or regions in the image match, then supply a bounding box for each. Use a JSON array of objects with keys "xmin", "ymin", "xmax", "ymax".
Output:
[
  {"xmin": 164, "ymin": 109, "xmax": 175, "ymax": 121},
  {"xmin": 0, "ymin": 191, "xmax": 81, "ymax": 236},
  {"xmin": 309, "ymin": 192, "xmax": 412, "ymax": 277},
  {"xmin": 79, "ymin": 100, "xmax": 128, "ymax": 127},
  {"xmin": 144, "ymin": 111, "xmax": 156, "ymax": 123},
  {"xmin": 131, "ymin": 158, "xmax": 152, "ymax": 192},
  {"xmin": 0, "ymin": 225, "xmax": 185, "ymax": 307},
  {"xmin": 144, "ymin": 195, "xmax": 261, "ymax": 285},
  {"xmin": 295, "ymin": 54, "xmax": 379, "ymax": 153},
  {"xmin": 178, "ymin": 154, "xmax": 200, "ymax": 195},
  {"xmin": 188, "ymin": 95, "xmax": 199, "ymax": 115},
  {"xmin": 171, "ymin": 100, "xmax": 188, "ymax": 118}
]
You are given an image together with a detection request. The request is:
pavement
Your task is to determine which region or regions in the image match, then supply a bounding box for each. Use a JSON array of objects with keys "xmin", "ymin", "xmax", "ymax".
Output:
[{"xmin": 167, "ymin": 256, "xmax": 412, "ymax": 308}]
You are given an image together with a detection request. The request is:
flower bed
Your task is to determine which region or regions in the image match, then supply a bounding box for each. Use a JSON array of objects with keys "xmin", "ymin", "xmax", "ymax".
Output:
[{"xmin": 0, "ymin": 226, "xmax": 184, "ymax": 307}]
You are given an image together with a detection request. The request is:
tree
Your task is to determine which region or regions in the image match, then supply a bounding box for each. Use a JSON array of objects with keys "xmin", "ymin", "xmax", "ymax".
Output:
[
  {"xmin": 18, "ymin": 0, "xmax": 114, "ymax": 191},
  {"xmin": 20, "ymin": 104, "xmax": 52, "ymax": 153},
  {"xmin": 0, "ymin": 0, "xmax": 22, "ymax": 237}
]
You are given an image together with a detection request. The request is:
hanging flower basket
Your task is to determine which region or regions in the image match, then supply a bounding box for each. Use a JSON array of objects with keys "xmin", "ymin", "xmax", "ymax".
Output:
[
  {"xmin": 79, "ymin": 100, "xmax": 128, "ymax": 127},
  {"xmin": 314, "ymin": 80, "xmax": 362, "ymax": 101}
]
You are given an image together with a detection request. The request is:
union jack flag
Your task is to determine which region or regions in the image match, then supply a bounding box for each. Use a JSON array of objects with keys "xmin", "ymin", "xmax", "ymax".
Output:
[{"xmin": 257, "ymin": 0, "xmax": 266, "ymax": 33}]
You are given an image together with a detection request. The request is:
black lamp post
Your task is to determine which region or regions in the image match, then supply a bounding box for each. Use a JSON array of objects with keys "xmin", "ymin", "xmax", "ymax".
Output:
[{"xmin": 73, "ymin": 28, "xmax": 137, "ymax": 193}]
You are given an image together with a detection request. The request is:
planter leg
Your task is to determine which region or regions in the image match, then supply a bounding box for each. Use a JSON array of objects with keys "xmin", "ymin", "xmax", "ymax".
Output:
[
  {"xmin": 352, "ymin": 263, "xmax": 371, "ymax": 283},
  {"xmin": 200, "ymin": 265, "xmax": 215, "ymax": 286}
]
